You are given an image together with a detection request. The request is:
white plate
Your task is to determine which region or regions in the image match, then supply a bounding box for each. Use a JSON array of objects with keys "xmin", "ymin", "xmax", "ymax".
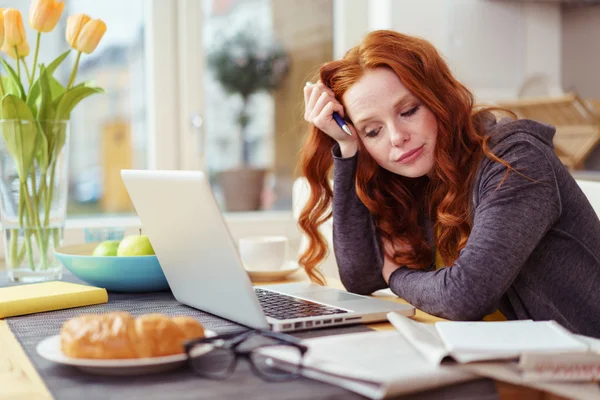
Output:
[
  {"xmin": 245, "ymin": 260, "xmax": 301, "ymax": 282},
  {"xmin": 36, "ymin": 329, "xmax": 216, "ymax": 376}
]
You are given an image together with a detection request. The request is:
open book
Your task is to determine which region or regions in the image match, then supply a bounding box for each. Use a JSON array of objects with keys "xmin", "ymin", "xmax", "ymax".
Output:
[
  {"xmin": 260, "ymin": 330, "xmax": 479, "ymax": 400},
  {"xmin": 387, "ymin": 312, "xmax": 600, "ymax": 382},
  {"xmin": 261, "ymin": 326, "xmax": 600, "ymax": 400}
]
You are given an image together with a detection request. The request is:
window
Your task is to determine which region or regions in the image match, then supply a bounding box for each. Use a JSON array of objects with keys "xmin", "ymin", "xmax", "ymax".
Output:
[{"xmin": 198, "ymin": 0, "xmax": 334, "ymax": 212}]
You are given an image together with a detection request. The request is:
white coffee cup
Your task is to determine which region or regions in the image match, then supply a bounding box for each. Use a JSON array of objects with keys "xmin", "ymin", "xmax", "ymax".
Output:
[{"xmin": 238, "ymin": 236, "xmax": 288, "ymax": 271}]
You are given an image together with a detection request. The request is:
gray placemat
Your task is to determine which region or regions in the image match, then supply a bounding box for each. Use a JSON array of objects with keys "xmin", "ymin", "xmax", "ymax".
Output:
[{"xmin": 2, "ymin": 272, "xmax": 498, "ymax": 400}]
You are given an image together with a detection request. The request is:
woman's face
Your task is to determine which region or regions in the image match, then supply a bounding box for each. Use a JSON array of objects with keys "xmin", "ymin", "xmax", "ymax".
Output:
[{"xmin": 343, "ymin": 67, "xmax": 438, "ymax": 178}]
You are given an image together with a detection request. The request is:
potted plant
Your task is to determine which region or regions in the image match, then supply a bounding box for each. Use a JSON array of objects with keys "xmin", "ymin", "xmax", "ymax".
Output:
[
  {"xmin": 0, "ymin": 1, "xmax": 106, "ymax": 282},
  {"xmin": 207, "ymin": 29, "xmax": 289, "ymax": 211}
]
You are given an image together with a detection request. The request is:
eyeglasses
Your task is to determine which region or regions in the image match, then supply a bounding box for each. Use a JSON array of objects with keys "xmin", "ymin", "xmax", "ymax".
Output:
[{"xmin": 183, "ymin": 329, "xmax": 308, "ymax": 382}]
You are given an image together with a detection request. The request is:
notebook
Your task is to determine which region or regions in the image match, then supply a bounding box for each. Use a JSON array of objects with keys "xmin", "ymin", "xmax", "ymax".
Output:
[
  {"xmin": 518, "ymin": 335, "xmax": 600, "ymax": 382},
  {"xmin": 387, "ymin": 312, "xmax": 589, "ymax": 364},
  {"xmin": 0, "ymin": 281, "xmax": 108, "ymax": 318}
]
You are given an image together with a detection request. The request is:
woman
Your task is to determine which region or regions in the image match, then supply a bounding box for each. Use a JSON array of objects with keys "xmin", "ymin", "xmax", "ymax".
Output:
[{"xmin": 298, "ymin": 30, "xmax": 600, "ymax": 337}]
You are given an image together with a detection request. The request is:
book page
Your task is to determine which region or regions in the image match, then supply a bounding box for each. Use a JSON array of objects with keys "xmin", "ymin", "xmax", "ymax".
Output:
[
  {"xmin": 436, "ymin": 320, "xmax": 589, "ymax": 356},
  {"xmin": 386, "ymin": 311, "xmax": 449, "ymax": 365},
  {"xmin": 576, "ymin": 334, "xmax": 600, "ymax": 353}
]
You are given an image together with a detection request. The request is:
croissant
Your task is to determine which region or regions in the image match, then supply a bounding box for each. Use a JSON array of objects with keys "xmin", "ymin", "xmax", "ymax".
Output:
[{"xmin": 60, "ymin": 312, "xmax": 205, "ymax": 359}]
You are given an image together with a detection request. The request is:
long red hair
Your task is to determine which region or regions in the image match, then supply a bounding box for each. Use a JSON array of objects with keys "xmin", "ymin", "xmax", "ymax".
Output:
[{"xmin": 298, "ymin": 30, "xmax": 512, "ymax": 285}]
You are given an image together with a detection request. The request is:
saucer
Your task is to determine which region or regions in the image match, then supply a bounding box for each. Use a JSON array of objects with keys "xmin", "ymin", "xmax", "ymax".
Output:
[
  {"xmin": 36, "ymin": 330, "xmax": 216, "ymax": 376},
  {"xmin": 244, "ymin": 260, "xmax": 301, "ymax": 282}
]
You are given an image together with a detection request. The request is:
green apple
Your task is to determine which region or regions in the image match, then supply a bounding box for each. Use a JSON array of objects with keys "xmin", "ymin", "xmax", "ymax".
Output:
[
  {"xmin": 92, "ymin": 240, "xmax": 120, "ymax": 256},
  {"xmin": 117, "ymin": 234, "xmax": 155, "ymax": 256}
]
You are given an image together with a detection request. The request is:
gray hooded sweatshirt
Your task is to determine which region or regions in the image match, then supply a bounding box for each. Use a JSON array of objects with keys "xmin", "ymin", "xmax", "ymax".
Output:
[{"xmin": 331, "ymin": 117, "xmax": 600, "ymax": 338}]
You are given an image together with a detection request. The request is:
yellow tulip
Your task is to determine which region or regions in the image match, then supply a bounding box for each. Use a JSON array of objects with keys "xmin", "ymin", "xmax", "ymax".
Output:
[
  {"xmin": 2, "ymin": 40, "xmax": 30, "ymax": 59},
  {"xmin": 29, "ymin": 0, "xmax": 64, "ymax": 33},
  {"xmin": 74, "ymin": 19, "xmax": 106, "ymax": 54},
  {"xmin": 3, "ymin": 9, "xmax": 26, "ymax": 47},
  {"xmin": 0, "ymin": 9, "xmax": 5, "ymax": 48},
  {"xmin": 65, "ymin": 13, "xmax": 90, "ymax": 49}
]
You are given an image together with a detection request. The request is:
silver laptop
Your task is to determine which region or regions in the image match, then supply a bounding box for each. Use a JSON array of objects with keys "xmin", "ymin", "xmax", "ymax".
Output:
[{"xmin": 121, "ymin": 169, "xmax": 414, "ymax": 332}]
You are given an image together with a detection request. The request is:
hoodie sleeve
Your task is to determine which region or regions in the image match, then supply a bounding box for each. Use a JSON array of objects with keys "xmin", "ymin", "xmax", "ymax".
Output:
[
  {"xmin": 331, "ymin": 144, "xmax": 388, "ymax": 295},
  {"xmin": 387, "ymin": 139, "xmax": 561, "ymax": 320}
]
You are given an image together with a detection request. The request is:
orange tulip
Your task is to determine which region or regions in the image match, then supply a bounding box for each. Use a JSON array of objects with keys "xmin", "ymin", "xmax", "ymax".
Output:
[
  {"xmin": 74, "ymin": 19, "xmax": 106, "ymax": 54},
  {"xmin": 2, "ymin": 40, "xmax": 30, "ymax": 59},
  {"xmin": 65, "ymin": 13, "xmax": 90, "ymax": 49},
  {"xmin": 3, "ymin": 9, "xmax": 26, "ymax": 47},
  {"xmin": 29, "ymin": 0, "xmax": 64, "ymax": 33}
]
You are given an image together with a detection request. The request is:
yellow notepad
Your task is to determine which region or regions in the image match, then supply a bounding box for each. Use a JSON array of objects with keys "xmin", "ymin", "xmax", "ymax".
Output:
[{"xmin": 0, "ymin": 281, "xmax": 108, "ymax": 318}]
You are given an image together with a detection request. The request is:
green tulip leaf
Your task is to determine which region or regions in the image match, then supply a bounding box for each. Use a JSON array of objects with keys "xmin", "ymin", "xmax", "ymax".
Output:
[
  {"xmin": 0, "ymin": 59, "xmax": 25, "ymax": 100},
  {"xmin": 2, "ymin": 93, "xmax": 34, "ymax": 120},
  {"xmin": 38, "ymin": 66, "xmax": 53, "ymax": 121},
  {"xmin": 39, "ymin": 118, "xmax": 69, "ymax": 160},
  {"xmin": 46, "ymin": 50, "xmax": 71, "ymax": 75},
  {"xmin": 30, "ymin": 73, "xmax": 65, "ymax": 118},
  {"xmin": 33, "ymin": 66, "xmax": 52, "ymax": 173},
  {"xmin": 50, "ymin": 121, "xmax": 68, "ymax": 159},
  {"xmin": 26, "ymin": 50, "xmax": 70, "ymax": 108},
  {"xmin": 1, "ymin": 95, "xmax": 38, "ymax": 180},
  {"xmin": 48, "ymin": 76, "xmax": 65, "ymax": 101},
  {"xmin": 55, "ymin": 86, "xmax": 104, "ymax": 120},
  {"xmin": 1, "ymin": 76, "xmax": 22, "ymax": 98},
  {"xmin": 72, "ymin": 80, "xmax": 97, "ymax": 90},
  {"xmin": 25, "ymin": 93, "xmax": 38, "ymax": 118}
]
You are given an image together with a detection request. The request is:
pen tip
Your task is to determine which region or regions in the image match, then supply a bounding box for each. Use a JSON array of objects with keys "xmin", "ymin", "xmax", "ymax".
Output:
[
  {"xmin": 342, "ymin": 125, "xmax": 352, "ymax": 136},
  {"xmin": 305, "ymin": 82, "xmax": 313, "ymax": 87}
]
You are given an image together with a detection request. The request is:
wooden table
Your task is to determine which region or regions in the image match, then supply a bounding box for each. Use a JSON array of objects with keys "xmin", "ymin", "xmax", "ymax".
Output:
[{"xmin": 0, "ymin": 268, "xmax": 566, "ymax": 400}]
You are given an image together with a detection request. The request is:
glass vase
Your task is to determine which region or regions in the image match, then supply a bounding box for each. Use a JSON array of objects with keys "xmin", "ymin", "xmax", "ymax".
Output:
[{"xmin": 0, "ymin": 120, "xmax": 70, "ymax": 282}]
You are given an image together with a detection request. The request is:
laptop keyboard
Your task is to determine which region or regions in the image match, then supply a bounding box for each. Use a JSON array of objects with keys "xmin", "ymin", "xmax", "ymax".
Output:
[{"xmin": 254, "ymin": 288, "xmax": 349, "ymax": 320}]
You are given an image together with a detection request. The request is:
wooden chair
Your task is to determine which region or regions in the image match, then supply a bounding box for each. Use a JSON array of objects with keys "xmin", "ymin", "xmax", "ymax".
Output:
[{"xmin": 495, "ymin": 93, "xmax": 600, "ymax": 170}]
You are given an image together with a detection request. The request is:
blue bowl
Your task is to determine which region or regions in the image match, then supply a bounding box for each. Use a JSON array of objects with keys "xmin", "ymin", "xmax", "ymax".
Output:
[{"xmin": 54, "ymin": 243, "xmax": 170, "ymax": 293}]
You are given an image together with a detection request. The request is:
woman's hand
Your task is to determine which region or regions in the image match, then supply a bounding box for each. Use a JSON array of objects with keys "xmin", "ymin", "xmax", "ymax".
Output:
[
  {"xmin": 381, "ymin": 239, "xmax": 410, "ymax": 284},
  {"xmin": 304, "ymin": 81, "xmax": 357, "ymax": 156},
  {"xmin": 382, "ymin": 256, "xmax": 402, "ymax": 284}
]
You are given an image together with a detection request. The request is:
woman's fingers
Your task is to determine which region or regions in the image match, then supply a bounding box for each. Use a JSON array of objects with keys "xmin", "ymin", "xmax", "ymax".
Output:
[
  {"xmin": 306, "ymin": 85, "xmax": 323, "ymax": 121},
  {"xmin": 314, "ymin": 101, "xmax": 337, "ymax": 127},
  {"xmin": 303, "ymin": 83, "xmax": 314, "ymax": 118},
  {"xmin": 309, "ymin": 92, "xmax": 333, "ymax": 121}
]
